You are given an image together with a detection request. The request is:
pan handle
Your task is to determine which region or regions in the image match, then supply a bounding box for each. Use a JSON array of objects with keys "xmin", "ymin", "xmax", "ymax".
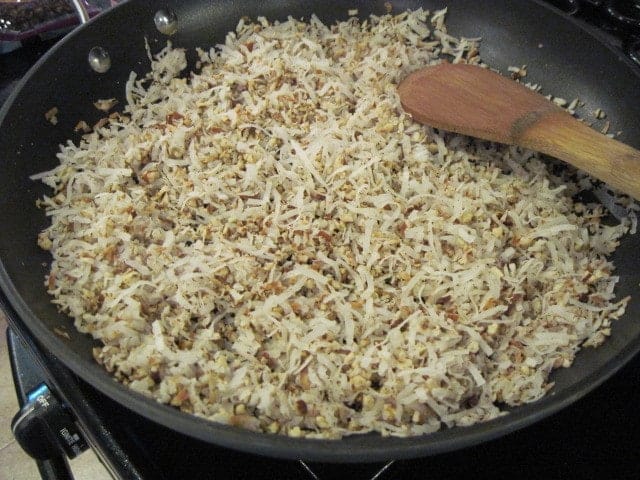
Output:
[{"xmin": 69, "ymin": 0, "xmax": 91, "ymax": 25}]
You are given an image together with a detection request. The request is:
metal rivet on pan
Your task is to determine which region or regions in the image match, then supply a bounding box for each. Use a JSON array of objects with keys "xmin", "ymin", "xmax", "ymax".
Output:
[
  {"xmin": 154, "ymin": 9, "xmax": 178, "ymax": 36},
  {"xmin": 88, "ymin": 46, "xmax": 111, "ymax": 73}
]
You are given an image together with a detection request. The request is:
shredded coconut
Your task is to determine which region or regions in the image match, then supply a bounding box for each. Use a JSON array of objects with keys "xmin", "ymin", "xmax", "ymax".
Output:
[{"xmin": 33, "ymin": 9, "xmax": 633, "ymax": 439}]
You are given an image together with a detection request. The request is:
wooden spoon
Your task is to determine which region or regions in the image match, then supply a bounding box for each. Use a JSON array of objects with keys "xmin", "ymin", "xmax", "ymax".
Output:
[{"xmin": 398, "ymin": 63, "xmax": 640, "ymax": 200}]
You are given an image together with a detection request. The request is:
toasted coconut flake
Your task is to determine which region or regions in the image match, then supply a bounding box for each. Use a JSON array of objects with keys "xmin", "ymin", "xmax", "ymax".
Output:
[
  {"xmin": 94, "ymin": 98, "xmax": 119, "ymax": 112},
  {"xmin": 44, "ymin": 107, "xmax": 58, "ymax": 125}
]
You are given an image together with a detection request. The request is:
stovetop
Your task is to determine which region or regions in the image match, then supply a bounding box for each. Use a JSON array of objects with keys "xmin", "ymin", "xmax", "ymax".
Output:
[{"xmin": 2, "ymin": 1, "xmax": 640, "ymax": 479}]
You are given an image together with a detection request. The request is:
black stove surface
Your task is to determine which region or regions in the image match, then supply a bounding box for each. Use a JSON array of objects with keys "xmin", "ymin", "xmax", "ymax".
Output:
[{"xmin": 2, "ymin": 2, "xmax": 640, "ymax": 479}]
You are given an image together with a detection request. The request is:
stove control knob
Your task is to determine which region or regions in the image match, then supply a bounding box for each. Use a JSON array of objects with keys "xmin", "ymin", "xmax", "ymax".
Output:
[{"xmin": 11, "ymin": 383, "xmax": 88, "ymax": 460}]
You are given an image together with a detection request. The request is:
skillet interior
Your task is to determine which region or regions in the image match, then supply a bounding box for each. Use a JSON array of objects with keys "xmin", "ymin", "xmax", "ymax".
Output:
[{"xmin": 0, "ymin": 0, "xmax": 639, "ymax": 462}]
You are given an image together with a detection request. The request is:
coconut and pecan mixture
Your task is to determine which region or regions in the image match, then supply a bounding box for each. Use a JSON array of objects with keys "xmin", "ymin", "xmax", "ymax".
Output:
[{"xmin": 33, "ymin": 9, "xmax": 633, "ymax": 439}]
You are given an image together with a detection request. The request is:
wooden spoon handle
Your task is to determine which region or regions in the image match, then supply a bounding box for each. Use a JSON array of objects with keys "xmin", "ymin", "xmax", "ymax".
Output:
[
  {"xmin": 519, "ymin": 110, "xmax": 640, "ymax": 199},
  {"xmin": 399, "ymin": 63, "xmax": 640, "ymax": 199}
]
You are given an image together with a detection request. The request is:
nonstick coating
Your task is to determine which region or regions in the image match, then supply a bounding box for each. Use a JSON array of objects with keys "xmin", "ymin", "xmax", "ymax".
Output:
[{"xmin": 1, "ymin": 0, "xmax": 640, "ymax": 462}]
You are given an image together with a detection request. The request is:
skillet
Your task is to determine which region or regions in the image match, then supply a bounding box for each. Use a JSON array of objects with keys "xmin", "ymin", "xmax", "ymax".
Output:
[{"xmin": 0, "ymin": 0, "xmax": 639, "ymax": 462}]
